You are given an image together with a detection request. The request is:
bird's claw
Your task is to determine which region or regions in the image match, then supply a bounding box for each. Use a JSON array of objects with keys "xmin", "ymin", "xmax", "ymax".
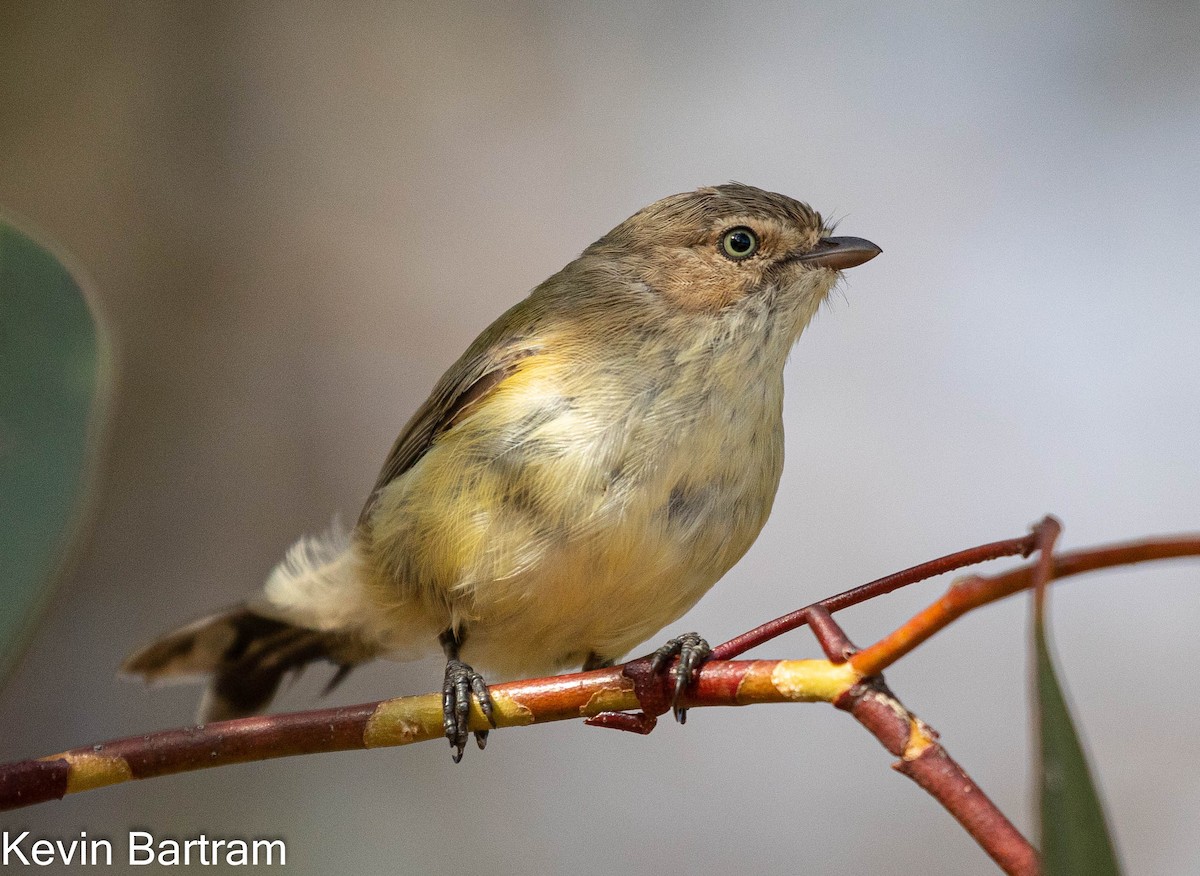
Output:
[
  {"xmin": 442, "ymin": 658, "xmax": 495, "ymax": 762},
  {"xmin": 649, "ymin": 632, "xmax": 711, "ymax": 724}
]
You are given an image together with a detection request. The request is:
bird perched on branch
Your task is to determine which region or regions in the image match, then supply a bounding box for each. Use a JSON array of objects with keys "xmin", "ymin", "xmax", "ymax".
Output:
[{"xmin": 124, "ymin": 182, "xmax": 880, "ymax": 761}]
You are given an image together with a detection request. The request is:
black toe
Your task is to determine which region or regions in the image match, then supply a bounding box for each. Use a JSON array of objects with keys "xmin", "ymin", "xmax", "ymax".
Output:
[
  {"xmin": 650, "ymin": 632, "xmax": 712, "ymax": 723},
  {"xmin": 443, "ymin": 658, "xmax": 494, "ymax": 762}
]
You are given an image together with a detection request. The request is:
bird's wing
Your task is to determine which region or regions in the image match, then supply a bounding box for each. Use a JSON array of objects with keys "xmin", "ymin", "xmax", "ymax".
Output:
[{"xmin": 358, "ymin": 333, "xmax": 539, "ymax": 525}]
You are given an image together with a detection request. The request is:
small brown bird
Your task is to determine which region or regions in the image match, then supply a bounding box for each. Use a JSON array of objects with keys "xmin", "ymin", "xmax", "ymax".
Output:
[{"xmin": 124, "ymin": 183, "xmax": 880, "ymax": 760}]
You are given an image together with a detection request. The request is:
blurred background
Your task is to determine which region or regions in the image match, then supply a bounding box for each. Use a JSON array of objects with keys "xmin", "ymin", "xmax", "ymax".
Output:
[{"xmin": 2, "ymin": 2, "xmax": 1198, "ymax": 873}]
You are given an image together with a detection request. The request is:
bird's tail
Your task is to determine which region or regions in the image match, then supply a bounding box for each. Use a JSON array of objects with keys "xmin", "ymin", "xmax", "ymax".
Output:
[
  {"xmin": 123, "ymin": 522, "xmax": 379, "ymax": 722},
  {"xmin": 121, "ymin": 605, "xmax": 374, "ymax": 722}
]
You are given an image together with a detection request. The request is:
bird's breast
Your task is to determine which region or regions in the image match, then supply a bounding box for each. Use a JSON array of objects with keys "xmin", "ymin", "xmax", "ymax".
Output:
[{"xmin": 363, "ymin": 309, "xmax": 794, "ymax": 675}]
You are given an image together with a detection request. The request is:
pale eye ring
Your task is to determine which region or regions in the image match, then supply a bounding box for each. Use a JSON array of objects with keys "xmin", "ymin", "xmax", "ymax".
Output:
[{"xmin": 720, "ymin": 226, "xmax": 759, "ymax": 260}]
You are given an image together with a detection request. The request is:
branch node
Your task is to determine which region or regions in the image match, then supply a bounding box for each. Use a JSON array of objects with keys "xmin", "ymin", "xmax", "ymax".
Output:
[
  {"xmin": 582, "ymin": 653, "xmax": 675, "ymax": 734},
  {"xmin": 584, "ymin": 711, "xmax": 658, "ymax": 734},
  {"xmin": 801, "ymin": 605, "xmax": 857, "ymax": 662}
]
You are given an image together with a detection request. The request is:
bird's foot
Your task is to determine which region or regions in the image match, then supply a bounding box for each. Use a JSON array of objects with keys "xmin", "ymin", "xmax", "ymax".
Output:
[
  {"xmin": 585, "ymin": 632, "xmax": 711, "ymax": 733},
  {"xmin": 442, "ymin": 658, "xmax": 495, "ymax": 762},
  {"xmin": 649, "ymin": 632, "xmax": 712, "ymax": 724}
]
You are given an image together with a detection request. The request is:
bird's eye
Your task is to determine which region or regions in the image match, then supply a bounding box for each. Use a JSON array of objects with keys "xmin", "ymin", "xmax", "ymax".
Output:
[{"xmin": 720, "ymin": 227, "xmax": 759, "ymax": 260}]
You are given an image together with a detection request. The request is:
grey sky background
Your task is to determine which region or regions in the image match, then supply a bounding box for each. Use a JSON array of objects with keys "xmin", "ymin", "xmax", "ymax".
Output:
[{"xmin": 2, "ymin": 2, "xmax": 1198, "ymax": 873}]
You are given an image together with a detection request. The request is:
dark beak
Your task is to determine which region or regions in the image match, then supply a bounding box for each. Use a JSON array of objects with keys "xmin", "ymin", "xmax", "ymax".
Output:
[{"xmin": 795, "ymin": 236, "xmax": 881, "ymax": 271}]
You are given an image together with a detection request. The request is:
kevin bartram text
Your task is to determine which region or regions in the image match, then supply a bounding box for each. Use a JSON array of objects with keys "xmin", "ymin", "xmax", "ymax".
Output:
[{"xmin": 2, "ymin": 830, "xmax": 286, "ymax": 866}]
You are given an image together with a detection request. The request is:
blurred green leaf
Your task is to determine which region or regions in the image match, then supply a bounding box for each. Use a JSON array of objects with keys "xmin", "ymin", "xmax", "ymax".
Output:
[
  {"xmin": 1036, "ymin": 610, "xmax": 1122, "ymax": 875},
  {"xmin": 0, "ymin": 218, "xmax": 110, "ymax": 686}
]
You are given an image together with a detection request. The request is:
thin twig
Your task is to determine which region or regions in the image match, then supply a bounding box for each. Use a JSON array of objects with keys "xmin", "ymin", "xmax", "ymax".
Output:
[
  {"xmin": 839, "ymin": 677, "xmax": 1039, "ymax": 876},
  {"xmin": 712, "ymin": 529, "xmax": 1040, "ymax": 660},
  {"xmin": 850, "ymin": 530, "xmax": 1199, "ymax": 677}
]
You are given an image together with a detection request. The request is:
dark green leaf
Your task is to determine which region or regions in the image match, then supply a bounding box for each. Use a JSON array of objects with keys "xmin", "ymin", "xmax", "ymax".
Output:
[
  {"xmin": 1036, "ymin": 610, "xmax": 1122, "ymax": 875},
  {"xmin": 0, "ymin": 218, "xmax": 110, "ymax": 685}
]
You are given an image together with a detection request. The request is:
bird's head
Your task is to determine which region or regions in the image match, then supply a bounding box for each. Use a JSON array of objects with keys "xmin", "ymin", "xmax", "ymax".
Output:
[{"xmin": 585, "ymin": 182, "xmax": 880, "ymax": 316}]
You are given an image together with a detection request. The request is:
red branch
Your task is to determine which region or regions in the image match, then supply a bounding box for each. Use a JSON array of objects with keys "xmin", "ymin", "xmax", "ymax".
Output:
[
  {"xmin": 712, "ymin": 530, "xmax": 1039, "ymax": 660},
  {"xmin": 1, "ymin": 524, "xmax": 1198, "ymax": 875},
  {"xmin": 840, "ymin": 678, "xmax": 1039, "ymax": 876}
]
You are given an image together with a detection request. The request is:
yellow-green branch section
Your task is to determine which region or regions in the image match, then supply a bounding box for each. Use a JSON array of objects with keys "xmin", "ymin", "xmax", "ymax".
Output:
[{"xmin": 2, "ymin": 658, "xmax": 861, "ymax": 811}]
